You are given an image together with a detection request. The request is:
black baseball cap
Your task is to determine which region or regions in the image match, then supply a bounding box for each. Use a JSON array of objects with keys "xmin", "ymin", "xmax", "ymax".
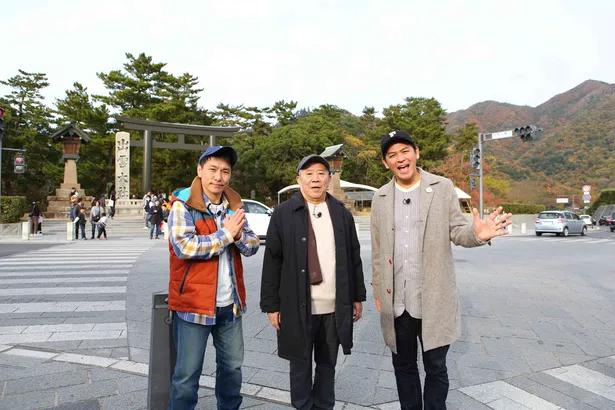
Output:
[
  {"xmin": 198, "ymin": 146, "xmax": 238, "ymax": 166},
  {"xmin": 296, "ymin": 154, "xmax": 330, "ymax": 174},
  {"xmin": 381, "ymin": 130, "xmax": 416, "ymax": 156}
]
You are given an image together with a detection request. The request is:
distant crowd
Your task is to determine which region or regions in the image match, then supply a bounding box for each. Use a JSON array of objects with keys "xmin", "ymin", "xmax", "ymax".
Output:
[
  {"xmin": 142, "ymin": 191, "xmax": 171, "ymax": 239},
  {"xmin": 68, "ymin": 187, "xmax": 115, "ymax": 240}
]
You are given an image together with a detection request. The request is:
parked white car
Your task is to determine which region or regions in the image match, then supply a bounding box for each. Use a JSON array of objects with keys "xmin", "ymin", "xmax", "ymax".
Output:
[
  {"xmin": 579, "ymin": 214, "xmax": 595, "ymax": 227},
  {"xmin": 243, "ymin": 199, "xmax": 273, "ymax": 241}
]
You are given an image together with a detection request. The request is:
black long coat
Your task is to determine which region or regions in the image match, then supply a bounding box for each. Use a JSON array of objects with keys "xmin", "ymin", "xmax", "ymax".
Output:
[{"xmin": 260, "ymin": 192, "xmax": 366, "ymax": 361}]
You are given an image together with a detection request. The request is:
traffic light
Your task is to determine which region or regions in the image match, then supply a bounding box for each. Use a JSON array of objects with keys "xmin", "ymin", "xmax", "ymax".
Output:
[
  {"xmin": 471, "ymin": 146, "xmax": 481, "ymax": 169},
  {"xmin": 0, "ymin": 106, "xmax": 5, "ymax": 131},
  {"xmin": 515, "ymin": 124, "xmax": 543, "ymax": 142},
  {"xmin": 470, "ymin": 176, "xmax": 476, "ymax": 191},
  {"xmin": 14, "ymin": 153, "xmax": 26, "ymax": 174}
]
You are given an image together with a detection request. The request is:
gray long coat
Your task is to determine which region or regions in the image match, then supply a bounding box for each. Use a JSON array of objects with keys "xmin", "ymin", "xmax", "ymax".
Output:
[{"xmin": 370, "ymin": 170, "xmax": 485, "ymax": 353}]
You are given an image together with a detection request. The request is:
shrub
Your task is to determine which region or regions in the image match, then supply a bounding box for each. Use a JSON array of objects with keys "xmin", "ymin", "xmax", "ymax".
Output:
[
  {"xmin": 0, "ymin": 196, "xmax": 28, "ymax": 223},
  {"xmin": 587, "ymin": 189, "xmax": 615, "ymax": 214},
  {"xmin": 499, "ymin": 203, "xmax": 547, "ymax": 215}
]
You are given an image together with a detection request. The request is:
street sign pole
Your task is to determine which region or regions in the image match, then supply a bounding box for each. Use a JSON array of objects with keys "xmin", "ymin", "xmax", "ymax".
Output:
[{"xmin": 478, "ymin": 133, "xmax": 484, "ymax": 218}]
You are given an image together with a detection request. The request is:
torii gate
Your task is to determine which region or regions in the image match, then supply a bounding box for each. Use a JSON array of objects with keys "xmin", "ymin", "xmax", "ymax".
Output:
[{"xmin": 114, "ymin": 116, "xmax": 240, "ymax": 201}]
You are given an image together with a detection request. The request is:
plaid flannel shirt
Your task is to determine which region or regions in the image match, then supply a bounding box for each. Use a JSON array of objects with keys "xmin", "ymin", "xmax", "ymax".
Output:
[{"xmin": 169, "ymin": 192, "xmax": 260, "ymax": 325}]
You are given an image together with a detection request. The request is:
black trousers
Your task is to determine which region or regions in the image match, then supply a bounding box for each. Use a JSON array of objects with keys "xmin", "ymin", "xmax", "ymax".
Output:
[
  {"xmin": 289, "ymin": 313, "xmax": 339, "ymax": 410},
  {"xmin": 393, "ymin": 311, "xmax": 449, "ymax": 410},
  {"xmin": 97, "ymin": 226, "xmax": 107, "ymax": 238}
]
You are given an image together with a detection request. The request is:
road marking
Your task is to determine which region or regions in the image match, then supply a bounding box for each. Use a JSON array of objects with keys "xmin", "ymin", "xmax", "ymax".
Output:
[
  {"xmin": 0, "ymin": 301, "xmax": 126, "ymax": 313},
  {"xmin": 0, "ymin": 270, "xmax": 130, "ymax": 277},
  {"xmin": 0, "ymin": 265, "xmax": 133, "ymax": 271},
  {"xmin": 0, "ymin": 259, "xmax": 139, "ymax": 265},
  {"xmin": 0, "ymin": 286, "xmax": 126, "ymax": 296},
  {"xmin": 460, "ymin": 380, "xmax": 562, "ymax": 409},
  {"xmin": 0, "ymin": 276, "xmax": 127, "ymax": 285},
  {"xmin": 545, "ymin": 364, "xmax": 615, "ymax": 401}
]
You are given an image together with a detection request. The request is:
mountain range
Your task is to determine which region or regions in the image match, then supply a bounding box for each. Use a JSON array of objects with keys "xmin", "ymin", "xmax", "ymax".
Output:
[{"xmin": 446, "ymin": 80, "xmax": 615, "ymax": 204}]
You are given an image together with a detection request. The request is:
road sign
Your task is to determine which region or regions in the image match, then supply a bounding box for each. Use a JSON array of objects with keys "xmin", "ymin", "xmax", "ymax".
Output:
[
  {"xmin": 556, "ymin": 198, "xmax": 569, "ymax": 204},
  {"xmin": 584, "ymin": 200, "xmax": 590, "ymax": 203},
  {"xmin": 490, "ymin": 130, "xmax": 513, "ymax": 140},
  {"xmin": 582, "ymin": 185, "xmax": 591, "ymax": 193},
  {"xmin": 583, "ymin": 194, "xmax": 591, "ymax": 201}
]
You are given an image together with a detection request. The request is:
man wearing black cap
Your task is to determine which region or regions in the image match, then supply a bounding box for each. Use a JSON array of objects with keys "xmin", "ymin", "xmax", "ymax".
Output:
[
  {"xmin": 167, "ymin": 146, "xmax": 260, "ymax": 410},
  {"xmin": 371, "ymin": 131, "xmax": 512, "ymax": 409},
  {"xmin": 261, "ymin": 154, "xmax": 366, "ymax": 410}
]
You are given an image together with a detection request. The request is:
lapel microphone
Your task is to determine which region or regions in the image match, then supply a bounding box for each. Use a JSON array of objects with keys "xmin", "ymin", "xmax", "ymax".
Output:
[
  {"xmin": 207, "ymin": 204, "xmax": 222, "ymax": 217},
  {"xmin": 313, "ymin": 210, "xmax": 322, "ymax": 218},
  {"xmin": 403, "ymin": 198, "xmax": 411, "ymax": 205}
]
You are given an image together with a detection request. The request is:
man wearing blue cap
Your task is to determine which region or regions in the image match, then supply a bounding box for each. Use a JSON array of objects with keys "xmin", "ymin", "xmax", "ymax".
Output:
[{"xmin": 167, "ymin": 146, "xmax": 260, "ymax": 410}]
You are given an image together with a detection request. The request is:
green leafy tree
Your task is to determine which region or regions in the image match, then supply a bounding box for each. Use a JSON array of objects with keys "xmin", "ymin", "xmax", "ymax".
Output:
[
  {"xmin": 95, "ymin": 53, "xmax": 214, "ymax": 196},
  {"xmin": 377, "ymin": 97, "xmax": 450, "ymax": 170},
  {"xmin": 55, "ymin": 82, "xmax": 113, "ymax": 197},
  {"xmin": 0, "ymin": 70, "xmax": 61, "ymax": 202}
]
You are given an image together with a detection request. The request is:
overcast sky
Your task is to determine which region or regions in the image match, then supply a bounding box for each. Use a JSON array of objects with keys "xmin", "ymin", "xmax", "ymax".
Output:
[{"xmin": 2, "ymin": 0, "xmax": 613, "ymax": 115}]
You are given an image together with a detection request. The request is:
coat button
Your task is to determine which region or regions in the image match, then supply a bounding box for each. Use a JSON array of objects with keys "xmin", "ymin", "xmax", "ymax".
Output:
[
  {"xmin": 301, "ymin": 303, "xmax": 306, "ymax": 308},
  {"xmin": 301, "ymin": 269, "xmax": 305, "ymax": 274},
  {"xmin": 301, "ymin": 237, "xmax": 306, "ymax": 242}
]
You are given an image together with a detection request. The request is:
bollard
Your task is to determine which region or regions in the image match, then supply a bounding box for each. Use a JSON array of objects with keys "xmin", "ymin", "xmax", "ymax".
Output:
[
  {"xmin": 21, "ymin": 221, "xmax": 29, "ymax": 240},
  {"xmin": 147, "ymin": 291, "xmax": 176, "ymax": 410},
  {"xmin": 521, "ymin": 223, "xmax": 526, "ymax": 234},
  {"xmin": 163, "ymin": 222, "xmax": 169, "ymax": 241},
  {"xmin": 67, "ymin": 222, "xmax": 74, "ymax": 241}
]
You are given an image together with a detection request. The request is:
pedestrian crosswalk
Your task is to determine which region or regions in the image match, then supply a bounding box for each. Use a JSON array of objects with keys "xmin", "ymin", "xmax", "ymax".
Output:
[
  {"xmin": 459, "ymin": 356, "xmax": 615, "ymax": 409},
  {"xmin": 0, "ymin": 240, "xmax": 152, "ymax": 349},
  {"xmin": 502, "ymin": 235, "xmax": 615, "ymax": 244}
]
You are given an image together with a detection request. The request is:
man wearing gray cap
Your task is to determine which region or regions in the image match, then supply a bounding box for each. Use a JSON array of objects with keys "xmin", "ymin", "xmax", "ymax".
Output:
[{"xmin": 261, "ymin": 154, "xmax": 366, "ymax": 410}]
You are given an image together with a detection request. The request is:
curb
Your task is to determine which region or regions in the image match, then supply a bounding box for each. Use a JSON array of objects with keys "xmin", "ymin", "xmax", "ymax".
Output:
[{"xmin": 0, "ymin": 345, "xmax": 397, "ymax": 409}]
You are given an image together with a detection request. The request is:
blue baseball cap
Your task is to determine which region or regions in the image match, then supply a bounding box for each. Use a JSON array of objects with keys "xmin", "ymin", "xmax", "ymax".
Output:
[{"xmin": 198, "ymin": 146, "xmax": 238, "ymax": 166}]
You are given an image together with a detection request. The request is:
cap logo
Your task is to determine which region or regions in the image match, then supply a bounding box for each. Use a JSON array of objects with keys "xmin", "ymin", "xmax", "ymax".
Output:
[{"xmin": 389, "ymin": 131, "xmax": 396, "ymax": 138}]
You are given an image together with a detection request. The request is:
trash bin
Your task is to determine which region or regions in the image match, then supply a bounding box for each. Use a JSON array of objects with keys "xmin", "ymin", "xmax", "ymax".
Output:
[{"xmin": 147, "ymin": 291, "xmax": 176, "ymax": 410}]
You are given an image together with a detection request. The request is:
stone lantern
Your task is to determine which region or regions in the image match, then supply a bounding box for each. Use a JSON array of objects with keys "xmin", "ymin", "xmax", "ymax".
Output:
[
  {"xmin": 44, "ymin": 124, "xmax": 92, "ymax": 219},
  {"xmin": 320, "ymin": 144, "xmax": 355, "ymax": 212}
]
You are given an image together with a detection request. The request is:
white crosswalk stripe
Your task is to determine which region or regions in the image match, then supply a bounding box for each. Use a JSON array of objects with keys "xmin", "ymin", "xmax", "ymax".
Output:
[
  {"xmin": 459, "ymin": 357, "xmax": 615, "ymax": 408},
  {"xmin": 0, "ymin": 240, "xmax": 153, "ymax": 348}
]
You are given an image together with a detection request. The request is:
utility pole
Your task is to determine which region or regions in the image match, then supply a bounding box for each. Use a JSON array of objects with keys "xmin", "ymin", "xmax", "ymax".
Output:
[
  {"xmin": 0, "ymin": 107, "xmax": 5, "ymax": 212},
  {"xmin": 474, "ymin": 125, "xmax": 543, "ymax": 218}
]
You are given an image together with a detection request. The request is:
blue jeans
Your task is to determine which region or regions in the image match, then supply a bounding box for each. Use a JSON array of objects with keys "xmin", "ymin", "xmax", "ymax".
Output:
[
  {"xmin": 150, "ymin": 223, "xmax": 161, "ymax": 238},
  {"xmin": 168, "ymin": 305, "xmax": 244, "ymax": 410}
]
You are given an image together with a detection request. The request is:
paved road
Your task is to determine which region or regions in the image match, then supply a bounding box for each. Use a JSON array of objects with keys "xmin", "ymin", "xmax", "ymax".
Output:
[{"xmin": 0, "ymin": 229, "xmax": 614, "ymax": 409}]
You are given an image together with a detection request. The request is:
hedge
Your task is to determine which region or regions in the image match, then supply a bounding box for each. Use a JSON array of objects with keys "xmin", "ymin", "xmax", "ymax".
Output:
[
  {"xmin": 0, "ymin": 196, "xmax": 28, "ymax": 223},
  {"xmin": 587, "ymin": 189, "xmax": 615, "ymax": 214},
  {"xmin": 499, "ymin": 203, "xmax": 547, "ymax": 215}
]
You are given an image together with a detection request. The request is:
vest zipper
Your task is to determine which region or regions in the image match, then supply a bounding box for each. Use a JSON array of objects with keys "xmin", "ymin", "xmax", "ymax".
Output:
[{"xmin": 178, "ymin": 263, "xmax": 193, "ymax": 295}]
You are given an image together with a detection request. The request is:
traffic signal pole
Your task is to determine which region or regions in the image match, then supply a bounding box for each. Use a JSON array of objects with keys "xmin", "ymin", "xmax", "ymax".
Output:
[
  {"xmin": 478, "ymin": 132, "xmax": 484, "ymax": 219},
  {"xmin": 475, "ymin": 126, "xmax": 542, "ymax": 219}
]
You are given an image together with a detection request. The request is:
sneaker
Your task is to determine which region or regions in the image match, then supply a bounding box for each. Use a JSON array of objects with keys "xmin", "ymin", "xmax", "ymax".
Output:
[
  {"xmin": 83, "ymin": 238, "xmax": 87, "ymax": 240},
  {"xmin": 155, "ymin": 237, "xmax": 159, "ymax": 239},
  {"xmin": 104, "ymin": 237, "xmax": 107, "ymax": 240},
  {"xmin": 143, "ymin": 226, "xmax": 148, "ymax": 230}
]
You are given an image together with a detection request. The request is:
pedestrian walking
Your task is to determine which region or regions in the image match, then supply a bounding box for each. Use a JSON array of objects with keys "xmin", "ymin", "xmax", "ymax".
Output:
[
  {"xmin": 97, "ymin": 213, "xmax": 108, "ymax": 240},
  {"xmin": 143, "ymin": 192, "xmax": 152, "ymax": 229},
  {"xmin": 166, "ymin": 146, "xmax": 260, "ymax": 410},
  {"xmin": 69, "ymin": 187, "xmax": 78, "ymax": 221},
  {"xmin": 371, "ymin": 130, "xmax": 513, "ymax": 409},
  {"xmin": 90, "ymin": 200, "xmax": 103, "ymax": 239},
  {"xmin": 28, "ymin": 201, "xmax": 41, "ymax": 236},
  {"xmin": 260, "ymin": 154, "xmax": 366, "ymax": 410},
  {"xmin": 108, "ymin": 190, "xmax": 116, "ymax": 218},
  {"xmin": 148, "ymin": 200, "xmax": 163, "ymax": 239},
  {"xmin": 75, "ymin": 207, "xmax": 87, "ymax": 240}
]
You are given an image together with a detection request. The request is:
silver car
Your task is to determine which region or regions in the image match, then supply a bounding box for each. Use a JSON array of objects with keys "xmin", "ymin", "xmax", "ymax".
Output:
[{"xmin": 535, "ymin": 211, "xmax": 587, "ymax": 237}]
